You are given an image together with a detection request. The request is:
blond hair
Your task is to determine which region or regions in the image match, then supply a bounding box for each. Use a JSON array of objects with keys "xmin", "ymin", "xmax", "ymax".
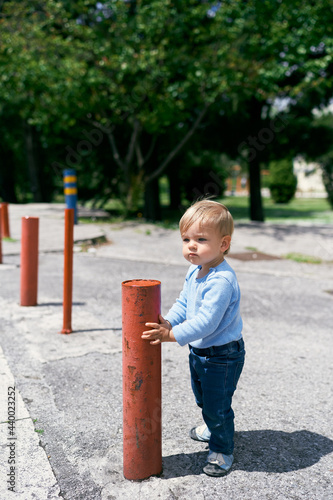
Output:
[{"xmin": 179, "ymin": 200, "xmax": 234, "ymax": 254}]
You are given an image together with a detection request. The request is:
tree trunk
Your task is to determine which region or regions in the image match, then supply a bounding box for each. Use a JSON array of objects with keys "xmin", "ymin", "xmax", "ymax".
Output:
[
  {"xmin": 248, "ymin": 155, "xmax": 264, "ymax": 222},
  {"xmin": 247, "ymin": 98, "xmax": 265, "ymax": 222},
  {"xmin": 23, "ymin": 121, "xmax": 42, "ymax": 202}
]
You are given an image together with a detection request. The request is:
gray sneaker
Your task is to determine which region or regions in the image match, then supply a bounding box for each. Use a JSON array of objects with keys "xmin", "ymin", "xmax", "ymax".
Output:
[
  {"xmin": 189, "ymin": 423, "xmax": 211, "ymax": 443},
  {"xmin": 203, "ymin": 451, "xmax": 234, "ymax": 477}
]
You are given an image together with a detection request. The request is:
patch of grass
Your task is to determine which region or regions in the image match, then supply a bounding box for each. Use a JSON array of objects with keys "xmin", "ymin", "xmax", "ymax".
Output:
[
  {"xmin": 78, "ymin": 216, "xmax": 123, "ymax": 224},
  {"xmin": 220, "ymin": 196, "xmax": 333, "ymax": 224},
  {"xmin": 78, "ymin": 194, "xmax": 333, "ymax": 227},
  {"xmin": 33, "ymin": 418, "xmax": 44, "ymax": 434},
  {"xmin": 283, "ymin": 252, "xmax": 322, "ymax": 264},
  {"xmin": 245, "ymin": 246, "xmax": 258, "ymax": 251},
  {"xmin": 75, "ymin": 235, "xmax": 109, "ymax": 252},
  {"xmin": 2, "ymin": 237, "xmax": 18, "ymax": 242}
]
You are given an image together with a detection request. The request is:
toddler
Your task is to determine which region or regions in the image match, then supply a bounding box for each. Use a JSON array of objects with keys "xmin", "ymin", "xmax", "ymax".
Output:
[{"xmin": 142, "ymin": 199, "xmax": 245, "ymax": 477}]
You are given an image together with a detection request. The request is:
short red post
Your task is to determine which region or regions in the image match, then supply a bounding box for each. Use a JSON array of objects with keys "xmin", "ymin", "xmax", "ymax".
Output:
[
  {"xmin": 122, "ymin": 279, "xmax": 162, "ymax": 480},
  {"xmin": 1, "ymin": 202, "xmax": 10, "ymax": 238},
  {"xmin": 0, "ymin": 206, "xmax": 2, "ymax": 264},
  {"xmin": 20, "ymin": 217, "xmax": 39, "ymax": 306},
  {"xmin": 61, "ymin": 208, "xmax": 74, "ymax": 334}
]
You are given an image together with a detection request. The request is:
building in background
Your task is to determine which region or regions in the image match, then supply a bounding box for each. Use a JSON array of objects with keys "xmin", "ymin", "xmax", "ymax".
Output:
[{"xmin": 293, "ymin": 156, "xmax": 326, "ymax": 197}]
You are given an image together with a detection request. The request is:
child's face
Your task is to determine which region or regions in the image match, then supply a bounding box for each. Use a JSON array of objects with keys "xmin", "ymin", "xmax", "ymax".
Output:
[{"xmin": 181, "ymin": 220, "xmax": 230, "ymax": 270}]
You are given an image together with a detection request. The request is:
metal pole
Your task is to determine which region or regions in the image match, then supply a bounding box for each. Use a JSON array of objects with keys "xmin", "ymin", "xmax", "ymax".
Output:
[
  {"xmin": 1, "ymin": 202, "xmax": 10, "ymax": 238},
  {"xmin": 63, "ymin": 169, "xmax": 78, "ymax": 224},
  {"xmin": 0, "ymin": 206, "xmax": 2, "ymax": 264},
  {"xmin": 20, "ymin": 217, "xmax": 39, "ymax": 306},
  {"xmin": 61, "ymin": 209, "xmax": 74, "ymax": 333},
  {"xmin": 122, "ymin": 279, "xmax": 162, "ymax": 480}
]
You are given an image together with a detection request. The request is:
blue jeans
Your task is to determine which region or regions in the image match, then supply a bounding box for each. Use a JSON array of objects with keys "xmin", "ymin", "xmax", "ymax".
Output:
[{"xmin": 189, "ymin": 338, "xmax": 245, "ymax": 455}]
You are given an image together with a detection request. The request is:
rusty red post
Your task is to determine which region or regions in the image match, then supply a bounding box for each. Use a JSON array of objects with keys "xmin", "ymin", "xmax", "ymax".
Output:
[
  {"xmin": 0, "ymin": 206, "xmax": 2, "ymax": 264},
  {"xmin": 122, "ymin": 279, "xmax": 162, "ymax": 480},
  {"xmin": 61, "ymin": 208, "xmax": 74, "ymax": 334},
  {"xmin": 20, "ymin": 217, "xmax": 39, "ymax": 306},
  {"xmin": 1, "ymin": 202, "xmax": 10, "ymax": 238}
]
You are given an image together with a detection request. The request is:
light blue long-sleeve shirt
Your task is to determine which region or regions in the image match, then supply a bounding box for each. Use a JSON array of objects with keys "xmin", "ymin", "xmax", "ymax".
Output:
[{"xmin": 165, "ymin": 260, "xmax": 243, "ymax": 348}]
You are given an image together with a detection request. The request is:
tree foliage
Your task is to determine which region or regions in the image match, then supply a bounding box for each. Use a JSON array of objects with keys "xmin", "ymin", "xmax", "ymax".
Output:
[{"xmin": 0, "ymin": 1, "xmax": 333, "ymax": 219}]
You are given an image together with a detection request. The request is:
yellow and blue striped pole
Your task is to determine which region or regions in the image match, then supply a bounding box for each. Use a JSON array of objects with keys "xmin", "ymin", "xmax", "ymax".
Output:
[{"xmin": 63, "ymin": 169, "xmax": 78, "ymax": 224}]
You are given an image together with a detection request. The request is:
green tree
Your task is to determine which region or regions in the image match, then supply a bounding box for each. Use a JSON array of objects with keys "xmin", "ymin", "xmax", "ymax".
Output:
[
  {"xmin": 1, "ymin": 1, "xmax": 333, "ymax": 220},
  {"xmin": 217, "ymin": 0, "xmax": 333, "ymax": 220}
]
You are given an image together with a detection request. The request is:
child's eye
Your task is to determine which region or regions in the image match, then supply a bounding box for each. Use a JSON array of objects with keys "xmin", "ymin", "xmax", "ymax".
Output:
[
  {"xmin": 198, "ymin": 238, "xmax": 207, "ymax": 242},
  {"xmin": 183, "ymin": 238, "xmax": 189, "ymax": 242}
]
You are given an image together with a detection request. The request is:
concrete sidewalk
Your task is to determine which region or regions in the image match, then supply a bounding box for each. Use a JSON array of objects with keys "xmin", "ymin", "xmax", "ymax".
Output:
[{"xmin": 0, "ymin": 203, "xmax": 333, "ymax": 499}]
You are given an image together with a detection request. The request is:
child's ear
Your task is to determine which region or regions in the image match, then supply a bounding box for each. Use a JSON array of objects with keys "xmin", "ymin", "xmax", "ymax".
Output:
[{"xmin": 221, "ymin": 235, "xmax": 231, "ymax": 252}]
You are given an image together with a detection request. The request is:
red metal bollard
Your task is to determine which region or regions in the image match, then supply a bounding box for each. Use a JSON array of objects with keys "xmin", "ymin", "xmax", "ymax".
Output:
[
  {"xmin": 122, "ymin": 279, "xmax": 162, "ymax": 480},
  {"xmin": 61, "ymin": 208, "xmax": 74, "ymax": 334},
  {"xmin": 20, "ymin": 217, "xmax": 39, "ymax": 306},
  {"xmin": 0, "ymin": 206, "xmax": 2, "ymax": 264},
  {"xmin": 1, "ymin": 202, "xmax": 10, "ymax": 238}
]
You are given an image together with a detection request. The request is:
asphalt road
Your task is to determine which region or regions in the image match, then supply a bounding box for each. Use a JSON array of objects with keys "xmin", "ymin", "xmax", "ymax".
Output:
[{"xmin": 0, "ymin": 203, "xmax": 332, "ymax": 499}]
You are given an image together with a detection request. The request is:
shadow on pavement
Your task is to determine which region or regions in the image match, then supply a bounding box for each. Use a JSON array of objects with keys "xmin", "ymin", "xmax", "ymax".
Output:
[
  {"xmin": 37, "ymin": 301, "xmax": 86, "ymax": 307},
  {"xmin": 161, "ymin": 429, "xmax": 333, "ymax": 478},
  {"xmin": 71, "ymin": 327, "xmax": 116, "ymax": 334},
  {"xmin": 236, "ymin": 222, "xmax": 333, "ymax": 241}
]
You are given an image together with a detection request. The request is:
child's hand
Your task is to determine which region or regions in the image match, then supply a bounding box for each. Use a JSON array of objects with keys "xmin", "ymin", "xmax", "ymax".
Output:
[{"xmin": 142, "ymin": 314, "xmax": 176, "ymax": 345}]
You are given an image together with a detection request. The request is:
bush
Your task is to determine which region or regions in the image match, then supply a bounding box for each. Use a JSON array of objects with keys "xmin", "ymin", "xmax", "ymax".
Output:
[{"xmin": 268, "ymin": 159, "xmax": 297, "ymax": 204}]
